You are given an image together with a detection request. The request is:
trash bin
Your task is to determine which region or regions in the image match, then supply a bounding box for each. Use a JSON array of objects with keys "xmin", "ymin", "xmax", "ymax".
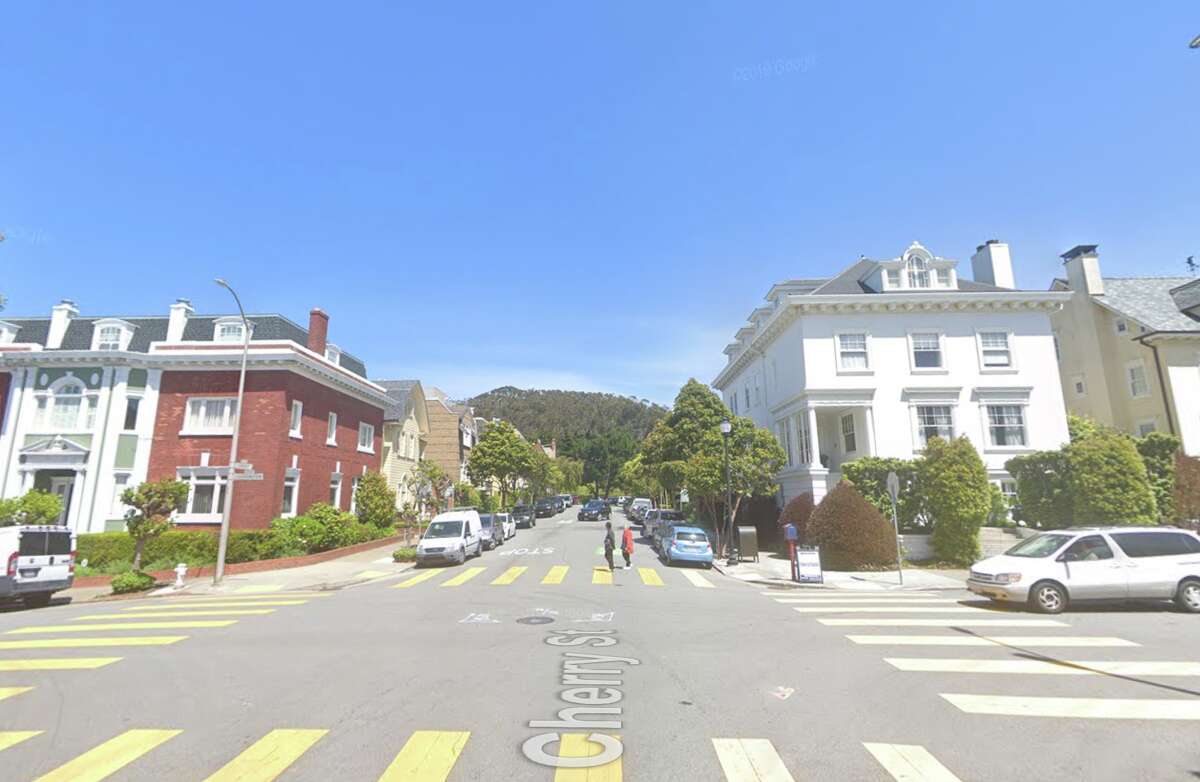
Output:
[{"xmin": 735, "ymin": 526, "xmax": 759, "ymax": 563}]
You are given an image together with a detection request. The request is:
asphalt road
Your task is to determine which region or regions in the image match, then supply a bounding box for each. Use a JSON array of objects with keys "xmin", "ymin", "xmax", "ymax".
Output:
[{"xmin": 2, "ymin": 507, "xmax": 1199, "ymax": 780}]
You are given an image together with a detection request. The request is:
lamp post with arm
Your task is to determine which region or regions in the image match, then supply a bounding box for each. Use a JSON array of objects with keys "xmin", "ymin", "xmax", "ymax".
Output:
[
  {"xmin": 212, "ymin": 278, "xmax": 250, "ymax": 586},
  {"xmin": 721, "ymin": 419, "xmax": 736, "ymax": 565}
]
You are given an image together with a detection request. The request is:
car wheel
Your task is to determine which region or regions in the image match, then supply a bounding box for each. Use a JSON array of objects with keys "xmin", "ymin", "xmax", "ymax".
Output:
[
  {"xmin": 1175, "ymin": 579, "xmax": 1200, "ymax": 613},
  {"xmin": 22, "ymin": 592, "xmax": 52, "ymax": 609},
  {"xmin": 703, "ymin": 562, "xmax": 712, "ymax": 570},
  {"xmin": 1029, "ymin": 581, "xmax": 1067, "ymax": 614}
]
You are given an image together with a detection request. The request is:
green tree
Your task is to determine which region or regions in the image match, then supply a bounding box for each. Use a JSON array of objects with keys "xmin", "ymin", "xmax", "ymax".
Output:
[
  {"xmin": 1067, "ymin": 430, "xmax": 1157, "ymax": 525},
  {"xmin": 121, "ymin": 479, "xmax": 190, "ymax": 571},
  {"xmin": 841, "ymin": 457, "xmax": 925, "ymax": 532},
  {"xmin": 0, "ymin": 490, "xmax": 64, "ymax": 527},
  {"xmin": 1136, "ymin": 432, "xmax": 1181, "ymax": 523},
  {"xmin": 919, "ymin": 438, "xmax": 991, "ymax": 565},
  {"xmin": 521, "ymin": 446, "xmax": 563, "ymax": 503},
  {"xmin": 557, "ymin": 456, "xmax": 584, "ymax": 495},
  {"xmin": 466, "ymin": 420, "xmax": 533, "ymax": 506},
  {"xmin": 1005, "ymin": 450, "xmax": 1074, "ymax": 529},
  {"xmin": 353, "ymin": 471, "xmax": 397, "ymax": 528},
  {"xmin": 1067, "ymin": 413, "xmax": 1104, "ymax": 443},
  {"xmin": 453, "ymin": 481, "xmax": 482, "ymax": 508},
  {"xmin": 683, "ymin": 418, "xmax": 785, "ymax": 541},
  {"xmin": 617, "ymin": 454, "xmax": 660, "ymax": 499},
  {"xmin": 407, "ymin": 460, "xmax": 451, "ymax": 516},
  {"xmin": 576, "ymin": 430, "xmax": 637, "ymax": 499}
]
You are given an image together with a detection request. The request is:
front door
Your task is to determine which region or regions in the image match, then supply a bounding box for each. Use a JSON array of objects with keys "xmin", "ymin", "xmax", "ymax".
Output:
[{"xmin": 48, "ymin": 476, "xmax": 74, "ymax": 526}]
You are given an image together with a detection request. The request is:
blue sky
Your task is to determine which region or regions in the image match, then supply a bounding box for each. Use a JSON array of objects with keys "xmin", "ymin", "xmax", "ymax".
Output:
[{"xmin": 2, "ymin": 3, "xmax": 1198, "ymax": 404}]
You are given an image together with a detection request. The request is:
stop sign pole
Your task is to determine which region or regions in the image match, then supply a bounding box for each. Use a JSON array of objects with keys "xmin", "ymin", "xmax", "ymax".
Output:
[{"xmin": 886, "ymin": 471, "xmax": 904, "ymax": 586}]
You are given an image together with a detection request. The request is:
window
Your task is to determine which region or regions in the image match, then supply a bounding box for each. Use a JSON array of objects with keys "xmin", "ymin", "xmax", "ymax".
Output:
[
  {"xmin": 915, "ymin": 405, "xmax": 953, "ymax": 447},
  {"xmin": 214, "ymin": 317, "xmax": 250, "ymax": 343},
  {"xmin": 327, "ymin": 412, "xmax": 338, "ymax": 445},
  {"xmin": 0, "ymin": 322, "xmax": 16, "ymax": 344},
  {"xmin": 33, "ymin": 380, "xmax": 98, "ymax": 432},
  {"xmin": 979, "ymin": 332, "xmax": 1012, "ymax": 368},
  {"xmin": 1071, "ymin": 374, "xmax": 1086, "ymax": 397},
  {"xmin": 95, "ymin": 325, "xmax": 123, "ymax": 351},
  {"xmin": 1115, "ymin": 319, "xmax": 1128, "ymax": 335},
  {"xmin": 910, "ymin": 333, "xmax": 943, "ymax": 369},
  {"xmin": 1136, "ymin": 420, "xmax": 1157, "ymax": 437},
  {"xmin": 325, "ymin": 346, "xmax": 341, "ymax": 365},
  {"xmin": 836, "ymin": 333, "xmax": 870, "ymax": 371},
  {"xmin": 999, "ymin": 480, "xmax": 1018, "ymax": 505},
  {"xmin": 744, "ymin": 386, "xmax": 750, "ymax": 409},
  {"xmin": 123, "ymin": 397, "xmax": 141, "ymax": 431},
  {"xmin": 1111, "ymin": 532, "xmax": 1200, "ymax": 558},
  {"xmin": 281, "ymin": 472, "xmax": 299, "ymax": 518},
  {"xmin": 1127, "ymin": 361, "xmax": 1149, "ymax": 398},
  {"xmin": 358, "ymin": 422, "xmax": 375, "ymax": 453},
  {"xmin": 886, "ymin": 269, "xmax": 902, "ymax": 288},
  {"xmin": 1062, "ymin": 535, "xmax": 1114, "ymax": 562},
  {"xmin": 111, "ymin": 474, "xmax": 130, "ymax": 517},
  {"xmin": 986, "ymin": 404, "xmax": 1027, "ymax": 447},
  {"xmin": 795, "ymin": 414, "xmax": 812, "ymax": 465},
  {"xmin": 776, "ymin": 420, "xmax": 793, "ymax": 467},
  {"xmin": 349, "ymin": 476, "xmax": 361, "ymax": 513},
  {"xmin": 907, "ymin": 256, "xmax": 930, "ymax": 288},
  {"xmin": 289, "ymin": 401, "xmax": 304, "ymax": 438},
  {"xmin": 176, "ymin": 470, "xmax": 229, "ymax": 522},
  {"xmin": 935, "ymin": 268, "xmax": 951, "ymax": 287},
  {"xmin": 183, "ymin": 397, "xmax": 238, "ymax": 435},
  {"xmin": 329, "ymin": 474, "xmax": 342, "ymax": 508},
  {"xmin": 841, "ymin": 414, "xmax": 857, "ymax": 453}
]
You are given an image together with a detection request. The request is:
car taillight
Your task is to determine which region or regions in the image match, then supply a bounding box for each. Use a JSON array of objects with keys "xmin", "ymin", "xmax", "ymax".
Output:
[{"xmin": 6, "ymin": 552, "xmax": 17, "ymax": 578}]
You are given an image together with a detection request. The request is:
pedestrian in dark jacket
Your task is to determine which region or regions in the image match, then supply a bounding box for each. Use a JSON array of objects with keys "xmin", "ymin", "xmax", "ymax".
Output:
[{"xmin": 603, "ymin": 521, "xmax": 616, "ymax": 571}]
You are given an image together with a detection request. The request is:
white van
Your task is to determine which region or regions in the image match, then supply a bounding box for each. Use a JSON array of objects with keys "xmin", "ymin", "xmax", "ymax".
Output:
[
  {"xmin": 415, "ymin": 510, "xmax": 483, "ymax": 566},
  {"xmin": 1, "ymin": 525, "xmax": 76, "ymax": 608}
]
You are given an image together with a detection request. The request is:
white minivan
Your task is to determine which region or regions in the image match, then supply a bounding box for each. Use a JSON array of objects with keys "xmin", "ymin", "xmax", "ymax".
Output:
[
  {"xmin": 1, "ymin": 525, "xmax": 76, "ymax": 608},
  {"xmin": 415, "ymin": 510, "xmax": 483, "ymax": 566},
  {"xmin": 968, "ymin": 526, "xmax": 1200, "ymax": 614}
]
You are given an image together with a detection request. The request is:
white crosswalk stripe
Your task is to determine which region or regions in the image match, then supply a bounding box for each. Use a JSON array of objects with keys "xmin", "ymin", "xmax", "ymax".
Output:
[
  {"xmin": 942, "ymin": 693, "xmax": 1200, "ymax": 720},
  {"xmin": 846, "ymin": 634, "xmax": 1138, "ymax": 648},
  {"xmin": 864, "ymin": 743, "xmax": 962, "ymax": 781},
  {"xmin": 889, "ymin": 658, "xmax": 1200, "ymax": 676}
]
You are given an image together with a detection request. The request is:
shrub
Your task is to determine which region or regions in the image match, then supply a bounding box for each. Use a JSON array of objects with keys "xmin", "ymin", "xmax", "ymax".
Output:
[
  {"xmin": 920, "ymin": 437, "xmax": 990, "ymax": 566},
  {"xmin": 224, "ymin": 531, "xmax": 277, "ymax": 564},
  {"xmin": 121, "ymin": 478, "xmax": 190, "ymax": 570},
  {"xmin": 1006, "ymin": 450, "xmax": 1074, "ymax": 529},
  {"xmin": 985, "ymin": 483, "xmax": 1011, "ymax": 527},
  {"xmin": 453, "ymin": 482, "xmax": 482, "ymax": 509},
  {"xmin": 393, "ymin": 547, "xmax": 417, "ymax": 562},
  {"xmin": 1136, "ymin": 432, "xmax": 1181, "ymax": 523},
  {"xmin": 111, "ymin": 571, "xmax": 157, "ymax": 594},
  {"xmin": 776, "ymin": 493, "xmax": 815, "ymax": 545},
  {"xmin": 806, "ymin": 482, "xmax": 897, "ymax": 571},
  {"xmin": 841, "ymin": 457, "xmax": 925, "ymax": 532},
  {"xmin": 78, "ymin": 531, "xmax": 218, "ymax": 568},
  {"xmin": 0, "ymin": 489, "xmax": 65, "ymax": 527},
  {"xmin": 1176, "ymin": 453, "xmax": 1200, "ymax": 530},
  {"xmin": 354, "ymin": 471, "xmax": 397, "ymax": 528},
  {"xmin": 1067, "ymin": 430, "xmax": 1157, "ymax": 525}
]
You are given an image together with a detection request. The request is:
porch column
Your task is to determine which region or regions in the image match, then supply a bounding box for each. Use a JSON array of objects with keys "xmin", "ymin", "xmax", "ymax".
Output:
[
  {"xmin": 864, "ymin": 406, "xmax": 878, "ymax": 456},
  {"xmin": 806, "ymin": 406, "xmax": 822, "ymax": 469},
  {"xmin": 66, "ymin": 469, "xmax": 87, "ymax": 532}
]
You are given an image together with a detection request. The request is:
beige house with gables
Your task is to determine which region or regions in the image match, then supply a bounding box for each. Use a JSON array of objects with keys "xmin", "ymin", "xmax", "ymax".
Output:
[{"xmin": 376, "ymin": 380, "xmax": 429, "ymax": 510}]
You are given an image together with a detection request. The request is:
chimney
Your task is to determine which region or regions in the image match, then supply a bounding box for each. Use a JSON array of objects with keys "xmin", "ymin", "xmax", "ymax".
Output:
[
  {"xmin": 167, "ymin": 298, "xmax": 194, "ymax": 342},
  {"xmin": 1061, "ymin": 244, "xmax": 1104, "ymax": 296},
  {"xmin": 307, "ymin": 308, "xmax": 329, "ymax": 355},
  {"xmin": 47, "ymin": 299, "xmax": 79, "ymax": 349},
  {"xmin": 970, "ymin": 240, "xmax": 1015, "ymax": 289}
]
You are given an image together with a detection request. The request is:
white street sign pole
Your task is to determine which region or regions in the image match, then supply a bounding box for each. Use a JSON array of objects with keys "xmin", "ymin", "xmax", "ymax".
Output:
[{"xmin": 886, "ymin": 471, "xmax": 904, "ymax": 586}]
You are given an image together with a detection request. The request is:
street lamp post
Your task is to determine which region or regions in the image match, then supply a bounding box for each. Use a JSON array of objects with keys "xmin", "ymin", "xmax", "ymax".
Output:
[
  {"xmin": 721, "ymin": 419, "xmax": 736, "ymax": 565},
  {"xmin": 213, "ymin": 278, "xmax": 250, "ymax": 586}
]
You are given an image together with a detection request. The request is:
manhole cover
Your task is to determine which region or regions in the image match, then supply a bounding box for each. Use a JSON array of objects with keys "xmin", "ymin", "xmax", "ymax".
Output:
[{"xmin": 517, "ymin": 616, "xmax": 555, "ymax": 625}]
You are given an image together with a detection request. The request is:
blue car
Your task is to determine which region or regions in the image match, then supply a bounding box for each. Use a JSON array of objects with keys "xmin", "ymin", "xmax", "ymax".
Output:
[{"xmin": 661, "ymin": 526, "xmax": 714, "ymax": 568}]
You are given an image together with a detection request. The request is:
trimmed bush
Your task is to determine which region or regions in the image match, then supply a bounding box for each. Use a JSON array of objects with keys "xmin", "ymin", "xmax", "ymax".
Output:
[
  {"xmin": 224, "ymin": 531, "xmax": 278, "ymax": 564},
  {"xmin": 354, "ymin": 471, "xmax": 398, "ymax": 528},
  {"xmin": 841, "ymin": 457, "xmax": 924, "ymax": 532},
  {"xmin": 392, "ymin": 547, "xmax": 417, "ymax": 562},
  {"xmin": 920, "ymin": 438, "xmax": 990, "ymax": 566},
  {"xmin": 79, "ymin": 531, "xmax": 218, "ymax": 569},
  {"xmin": 1068, "ymin": 430, "xmax": 1157, "ymax": 525},
  {"xmin": 806, "ymin": 483, "xmax": 897, "ymax": 571},
  {"xmin": 111, "ymin": 571, "xmax": 156, "ymax": 594},
  {"xmin": 776, "ymin": 493, "xmax": 815, "ymax": 545}
]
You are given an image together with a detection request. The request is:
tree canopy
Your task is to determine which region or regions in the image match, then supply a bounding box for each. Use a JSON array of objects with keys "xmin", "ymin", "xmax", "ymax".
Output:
[{"xmin": 468, "ymin": 387, "xmax": 667, "ymax": 445}]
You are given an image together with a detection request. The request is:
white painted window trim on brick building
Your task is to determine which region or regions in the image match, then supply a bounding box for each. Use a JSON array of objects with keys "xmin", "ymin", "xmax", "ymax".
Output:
[
  {"xmin": 358, "ymin": 422, "xmax": 375, "ymax": 453},
  {"xmin": 289, "ymin": 400, "xmax": 303, "ymax": 439},
  {"xmin": 180, "ymin": 397, "xmax": 238, "ymax": 436},
  {"xmin": 214, "ymin": 316, "xmax": 251, "ymax": 343},
  {"xmin": 175, "ymin": 467, "xmax": 229, "ymax": 524},
  {"xmin": 91, "ymin": 319, "xmax": 135, "ymax": 352},
  {"xmin": 281, "ymin": 469, "xmax": 300, "ymax": 518},
  {"xmin": 326, "ymin": 412, "xmax": 338, "ymax": 445}
]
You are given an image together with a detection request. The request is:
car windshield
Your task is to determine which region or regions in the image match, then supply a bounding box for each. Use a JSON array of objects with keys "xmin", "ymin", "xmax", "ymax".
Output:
[
  {"xmin": 513, "ymin": 506, "xmax": 529, "ymax": 512},
  {"xmin": 480, "ymin": 517, "xmax": 493, "ymax": 528},
  {"xmin": 585, "ymin": 501, "xmax": 604, "ymax": 510},
  {"xmin": 660, "ymin": 511, "xmax": 687, "ymax": 521},
  {"xmin": 1005, "ymin": 533, "xmax": 1073, "ymax": 558},
  {"xmin": 675, "ymin": 532, "xmax": 707, "ymax": 542},
  {"xmin": 425, "ymin": 521, "xmax": 464, "ymax": 538}
]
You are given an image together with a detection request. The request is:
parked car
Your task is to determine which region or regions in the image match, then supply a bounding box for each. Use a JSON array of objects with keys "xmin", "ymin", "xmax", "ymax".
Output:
[
  {"xmin": 496, "ymin": 512, "xmax": 517, "ymax": 540},
  {"xmin": 556, "ymin": 494, "xmax": 574, "ymax": 508},
  {"xmin": 415, "ymin": 510, "xmax": 483, "ymax": 566},
  {"xmin": 649, "ymin": 510, "xmax": 689, "ymax": 550},
  {"xmin": 577, "ymin": 500, "xmax": 610, "ymax": 521},
  {"xmin": 627, "ymin": 498, "xmax": 652, "ymax": 521},
  {"xmin": 533, "ymin": 499, "xmax": 555, "ymax": 518},
  {"xmin": 479, "ymin": 514, "xmax": 505, "ymax": 550},
  {"xmin": 661, "ymin": 526, "xmax": 714, "ymax": 568},
  {"xmin": 967, "ymin": 526, "xmax": 1200, "ymax": 614},
  {"xmin": 0, "ymin": 525, "xmax": 76, "ymax": 608},
  {"xmin": 512, "ymin": 505, "xmax": 536, "ymax": 528}
]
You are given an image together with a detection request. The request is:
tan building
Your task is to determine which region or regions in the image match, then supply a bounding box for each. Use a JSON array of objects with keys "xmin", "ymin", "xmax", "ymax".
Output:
[
  {"xmin": 1050, "ymin": 245, "xmax": 1200, "ymax": 455},
  {"xmin": 376, "ymin": 380, "xmax": 429, "ymax": 509},
  {"xmin": 424, "ymin": 387, "xmax": 477, "ymax": 485}
]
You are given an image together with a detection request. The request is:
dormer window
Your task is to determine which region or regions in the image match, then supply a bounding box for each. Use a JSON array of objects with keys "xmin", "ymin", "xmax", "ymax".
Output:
[
  {"xmin": 936, "ymin": 268, "xmax": 952, "ymax": 287},
  {"xmin": 90, "ymin": 319, "xmax": 135, "ymax": 351},
  {"xmin": 886, "ymin": 269, "xmax": 902, "ymax": 288},
  {"xmin": 0, "ymin": 321, "xmax": 17, "ymax": 345},
  {"xmin": 325, "ymin": 345, "xmax": 341, "ymax": 365},
  {"xmin": 907, "ymin": 256, "xmax": 931, "ymax": 288},
  {"xmin": 214, "ymin": 317, "xmax": 250, "ymax": 343}
]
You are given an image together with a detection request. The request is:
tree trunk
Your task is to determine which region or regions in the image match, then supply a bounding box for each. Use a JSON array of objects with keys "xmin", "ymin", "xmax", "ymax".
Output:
[{"xmin": 132, "ymin": 539, "xmax": 145, "ymax": 572}]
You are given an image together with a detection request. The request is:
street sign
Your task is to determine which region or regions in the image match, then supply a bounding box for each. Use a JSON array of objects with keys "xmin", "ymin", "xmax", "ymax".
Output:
[
  {"xmin": 679, "ymin": 489, "xmax": 689, "ymax": 504},
  {"xmin": 233, "ymin": 472, "xmax": 263, "ymax": 481},
  {"xmin": 796, "ymin": 546, "xmax": 823, "ymax": 583},
  {"xmin": 886, "ymin": 471, "xmax": 900, "ymax": 504}
]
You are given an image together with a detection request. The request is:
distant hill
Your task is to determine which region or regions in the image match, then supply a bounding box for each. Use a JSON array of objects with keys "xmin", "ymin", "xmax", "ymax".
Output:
[{"xmin": 468, "ymin": 387, "xmax": 668, "ymax": 445}]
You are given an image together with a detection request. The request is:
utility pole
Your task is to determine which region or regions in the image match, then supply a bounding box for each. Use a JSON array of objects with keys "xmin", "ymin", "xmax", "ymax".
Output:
[{"xmin": 212, "ymin": 279, "xmax": 251, "ymax": 586}]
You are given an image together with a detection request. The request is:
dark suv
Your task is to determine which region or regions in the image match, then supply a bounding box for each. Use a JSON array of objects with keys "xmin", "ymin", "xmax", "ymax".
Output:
[
  {"xmin": 577, "ymin": 500, "xmax": 610, "ymax": 521},
  {"xmin": 535, "ymin": 499, "xmax": 556, "ymax": 518},
  {"xmin": 512, "ymin": 505, "xmax": 536, "ymax": 528}
]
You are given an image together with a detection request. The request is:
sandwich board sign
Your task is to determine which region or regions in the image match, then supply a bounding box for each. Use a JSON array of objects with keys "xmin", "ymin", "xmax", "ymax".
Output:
[{"xmin": 796, "ymin": 546, "xmax": 823, "ymax": 583}]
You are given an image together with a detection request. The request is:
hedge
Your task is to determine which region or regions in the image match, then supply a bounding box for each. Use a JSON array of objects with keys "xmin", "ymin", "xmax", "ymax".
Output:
[{"xmin": 78, "ymin": 531, "xmax": 219, "ymax": 568}]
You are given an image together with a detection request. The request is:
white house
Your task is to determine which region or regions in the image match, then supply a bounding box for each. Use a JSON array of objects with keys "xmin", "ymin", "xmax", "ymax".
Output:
[{"xmin": 712, "ymin": 241, "xmax": 1072, "ymax": 505}]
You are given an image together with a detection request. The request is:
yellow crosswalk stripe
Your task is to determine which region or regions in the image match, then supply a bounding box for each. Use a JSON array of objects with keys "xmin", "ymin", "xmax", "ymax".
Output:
[
  {"xmin": 774, "ymin": 598, "xmax": 961, "ymax": 604},
  {"xmin": 33, "ymin": 729, "xmax": 181, "ymax": 782},
  {"xmin": 941, "ymin": 693, "xmax": 1200, "ymax": 720},
  {"xmin": 0, "ymin": 731, "xmax": 43, "ymax": 753},
  {"xmin": 491, "ymin": 566, "xmax": 527, "ymax": 586},
  {"xmin": 846, "ymin": 635, "xmax": 1139, "ymax": 647},
  {"xmin": 235, "ymin": 585, "xmax": 283, "ymax": 593},
  {"xmin": 124, "ymin": 601, "xmax": 307, "ymax": 609},
  {"xmin": 356, "ymin": 570, "xmax": 391, "ymax": 579},
  {"xmin": 712, "ymin": 737, "xmax": 794, "ymax": 781},
  {"xmin": 200, "ymin": 592, "xmax": 331, "ymax": 599},
  {"xmin": 554, "ymin": 733, "xmax": 622, "ymax": 781},
  {"xmin": 819, "ymin": 618, "xmax": 1067, "ymax": 627},
  {"xmin": 202, "ymin": 729, "xmax": 328, "ymax": 781},
  {"xmin": 0, "ymin": 636, "xmax": 187, "ymax": 650},
  {"xmin": 0, "ymin": 657, "xmax": 122, "ymax": 671},
  {"xmin": 863, "ymin": 743, "xmax": 962, "ymax": 781},
  {"xmin": 760, "ymin": 591, "xmax": 937, "ymax": 598},
  {"xmin": 440, "ymin": 567, "xmax": 486, "ymax": 587},
  {"xmin": 680, "ymin": 570, "xmax": 715, "ymax": 589},
  {"xmin": 592, "ymin": 567, "xmax": 613, "ymax": 585},
  {"xmin": 890, "ymin": 658, "xmax": 1200, "ymax": 676},
  {"xmin": 393, "ymin": 570, "xmax": 442, "ymax": 589},
  {"xmin": 0, "ymin": 686, "xmax": 35, "ymax": 702},
  {"xmin": 793, "ymin": 606, "xmax": 995, "ymax": 614},
  {"xmin": 638, "ymin": 568, "xmax": 664, "ymax": 586},
  {"xmin": 7, "ymin": 620, "xmax": 238, "ymax": 634},
  {"xmin": 74, "ymin": 610, "xmax": 274, "ymax": 619},
  {"xmin": 378, "ymin": 730, "xmax": 469, "ymax": 781},
  {"xmin": 542, "ymin": 565, "xmax": 569, "ymax": 585}
]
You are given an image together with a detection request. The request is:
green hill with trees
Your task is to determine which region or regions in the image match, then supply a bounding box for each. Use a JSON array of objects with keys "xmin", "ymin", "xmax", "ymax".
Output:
[{"xmin": 468, "ymin": 387, "xmax": 667, "ymax": 444}]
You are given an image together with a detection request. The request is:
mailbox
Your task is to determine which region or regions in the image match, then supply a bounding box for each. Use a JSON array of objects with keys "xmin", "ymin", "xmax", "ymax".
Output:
[{"xmin": 736, "ymin": 526, "xmax": 759, "ymax": 563}]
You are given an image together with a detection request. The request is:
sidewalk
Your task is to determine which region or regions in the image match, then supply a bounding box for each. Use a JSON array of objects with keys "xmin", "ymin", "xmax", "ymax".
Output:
[{"xmin": 714, "ymin": 551, "xmax": 967, "ymax": 591}]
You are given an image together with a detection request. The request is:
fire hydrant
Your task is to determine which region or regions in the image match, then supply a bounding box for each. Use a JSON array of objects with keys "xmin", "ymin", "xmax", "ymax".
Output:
[{"xmin": 173, "ymin": 562, "xmax": 188, "ymax": 588}]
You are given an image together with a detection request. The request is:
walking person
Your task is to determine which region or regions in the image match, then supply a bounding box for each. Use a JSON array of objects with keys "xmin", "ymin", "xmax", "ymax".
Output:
[
  {"xmin": 603, "ymin": 521, "xmax": 616, "ymax": 571},
  {"xmin": 621, "ymin": 524, "xmax": 634, "ymax": 569}
]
